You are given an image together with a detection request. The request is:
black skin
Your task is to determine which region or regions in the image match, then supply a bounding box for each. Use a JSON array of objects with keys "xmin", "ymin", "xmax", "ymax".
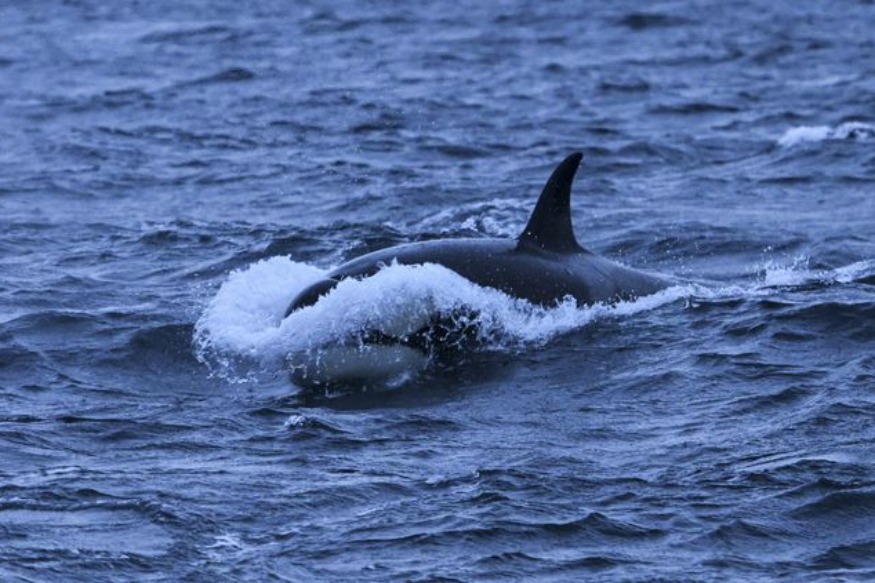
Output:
[{"xmin": 284, "ymin": 152, "xmax": 670, "ymax": 317}]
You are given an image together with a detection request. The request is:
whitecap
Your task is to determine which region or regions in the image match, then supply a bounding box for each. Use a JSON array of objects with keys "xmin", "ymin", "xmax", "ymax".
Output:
[{"xmin": 777, "ymin": 121, "xmax": 875, "ymax": 147}]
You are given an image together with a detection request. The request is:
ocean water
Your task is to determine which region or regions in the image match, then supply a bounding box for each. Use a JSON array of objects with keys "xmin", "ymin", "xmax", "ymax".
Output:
[{"xmin": 2, "ymin": 1, "xmax": 875, "ymax": 581}]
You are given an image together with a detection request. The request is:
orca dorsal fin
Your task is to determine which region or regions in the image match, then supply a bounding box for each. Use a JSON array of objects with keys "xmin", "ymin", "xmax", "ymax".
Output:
[{"xmin": 517, "ymin": 152, "xmax": 584, "ymax": 253}]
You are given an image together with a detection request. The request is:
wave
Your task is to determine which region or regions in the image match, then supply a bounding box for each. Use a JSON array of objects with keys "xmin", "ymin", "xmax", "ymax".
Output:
[
  {"xmin": 757, "ymin": 257, "xmax": 875, "ymax": 289},
  {"xmin": 193, "ymin": 257, "xmax": 691, "ymax": 386},
  {"xmin": 777, "ymin": 122, "xmax": 875, "ymax": 148}
]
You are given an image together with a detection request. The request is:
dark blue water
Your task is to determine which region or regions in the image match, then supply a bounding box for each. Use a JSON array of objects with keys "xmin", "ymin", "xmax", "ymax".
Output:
[{"xmin": 3, "ymin": 1, "xmax": 875, "ymax": 580}]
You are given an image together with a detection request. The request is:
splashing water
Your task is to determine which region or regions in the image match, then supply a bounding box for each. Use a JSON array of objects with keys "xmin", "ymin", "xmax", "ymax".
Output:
[{"xmin": 194, "ymin": 257, "xmax": 695, "ymax": 387}]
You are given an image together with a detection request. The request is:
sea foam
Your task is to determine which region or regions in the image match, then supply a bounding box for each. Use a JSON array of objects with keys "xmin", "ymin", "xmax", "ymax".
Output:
[
  {"xmin": 193, "ymin": 256, "xmax": 689, "ymax": 384},
  {"xmin": 778, "ymin": 122, "xmax": 875, "ymax": 148}
]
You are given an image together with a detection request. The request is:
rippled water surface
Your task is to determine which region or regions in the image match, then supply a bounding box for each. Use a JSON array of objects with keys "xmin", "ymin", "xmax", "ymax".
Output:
[{"xmin": 3, "ymin": 1, "xmax": 875, "ymax": 581}]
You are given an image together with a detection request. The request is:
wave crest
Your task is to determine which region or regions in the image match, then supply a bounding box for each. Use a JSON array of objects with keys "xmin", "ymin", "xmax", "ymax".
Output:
[
  {"xmin": 193, "ymin": 257, "xmax": 688, "ymax": 386},
  {"xmin": 777, "ymin": 122, "xmax": 875, "ymax": 148}
]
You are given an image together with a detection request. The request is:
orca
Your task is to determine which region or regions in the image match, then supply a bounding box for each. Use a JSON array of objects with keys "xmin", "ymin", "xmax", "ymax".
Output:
[
  {"xmin": 284, "ymin": 152, "xmax": 672, "ymax": 388},
  {"xmin": 287, "ymin": 152, "xmax": 669, "ymax": 315}
]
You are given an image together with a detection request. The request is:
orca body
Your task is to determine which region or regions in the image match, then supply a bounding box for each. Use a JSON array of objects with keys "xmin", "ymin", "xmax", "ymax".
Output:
[
  {"xmin": 286, "ymin": 152, "xmax": 669, "ymax": 316},
  {"xmin": 284, "ymin": 152, "xmax": 671, "ymax": 387}
]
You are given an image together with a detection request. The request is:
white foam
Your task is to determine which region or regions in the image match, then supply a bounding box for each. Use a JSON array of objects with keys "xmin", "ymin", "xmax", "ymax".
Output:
[
  {"xmin": 193, "ymin": 257, "xmax": 690, "ymax": 385},
  {"xmin": 193, "ymin": 257, "xmax": 326, "ymax": 378},
  {"xmin": 777, "ymin": 126, "xmax": 831, "ymax": 148},
  {"xmin": 834, "ymin": 259, "xmax": 875, "ymax": 284},
  {"xmin": 759, "ymin": 255, "xmax": 815, "ymax": 287},
  {"xmin": 402, "ymin": 198, "xmax": 526, "ymax": 237},
  {"xmin": 756, "ymin": 255, "xmax": 875, "ymax": 290},
  {"xmin": 777, "ymin": 121, "xmax": 875, "ymax": 147}
]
